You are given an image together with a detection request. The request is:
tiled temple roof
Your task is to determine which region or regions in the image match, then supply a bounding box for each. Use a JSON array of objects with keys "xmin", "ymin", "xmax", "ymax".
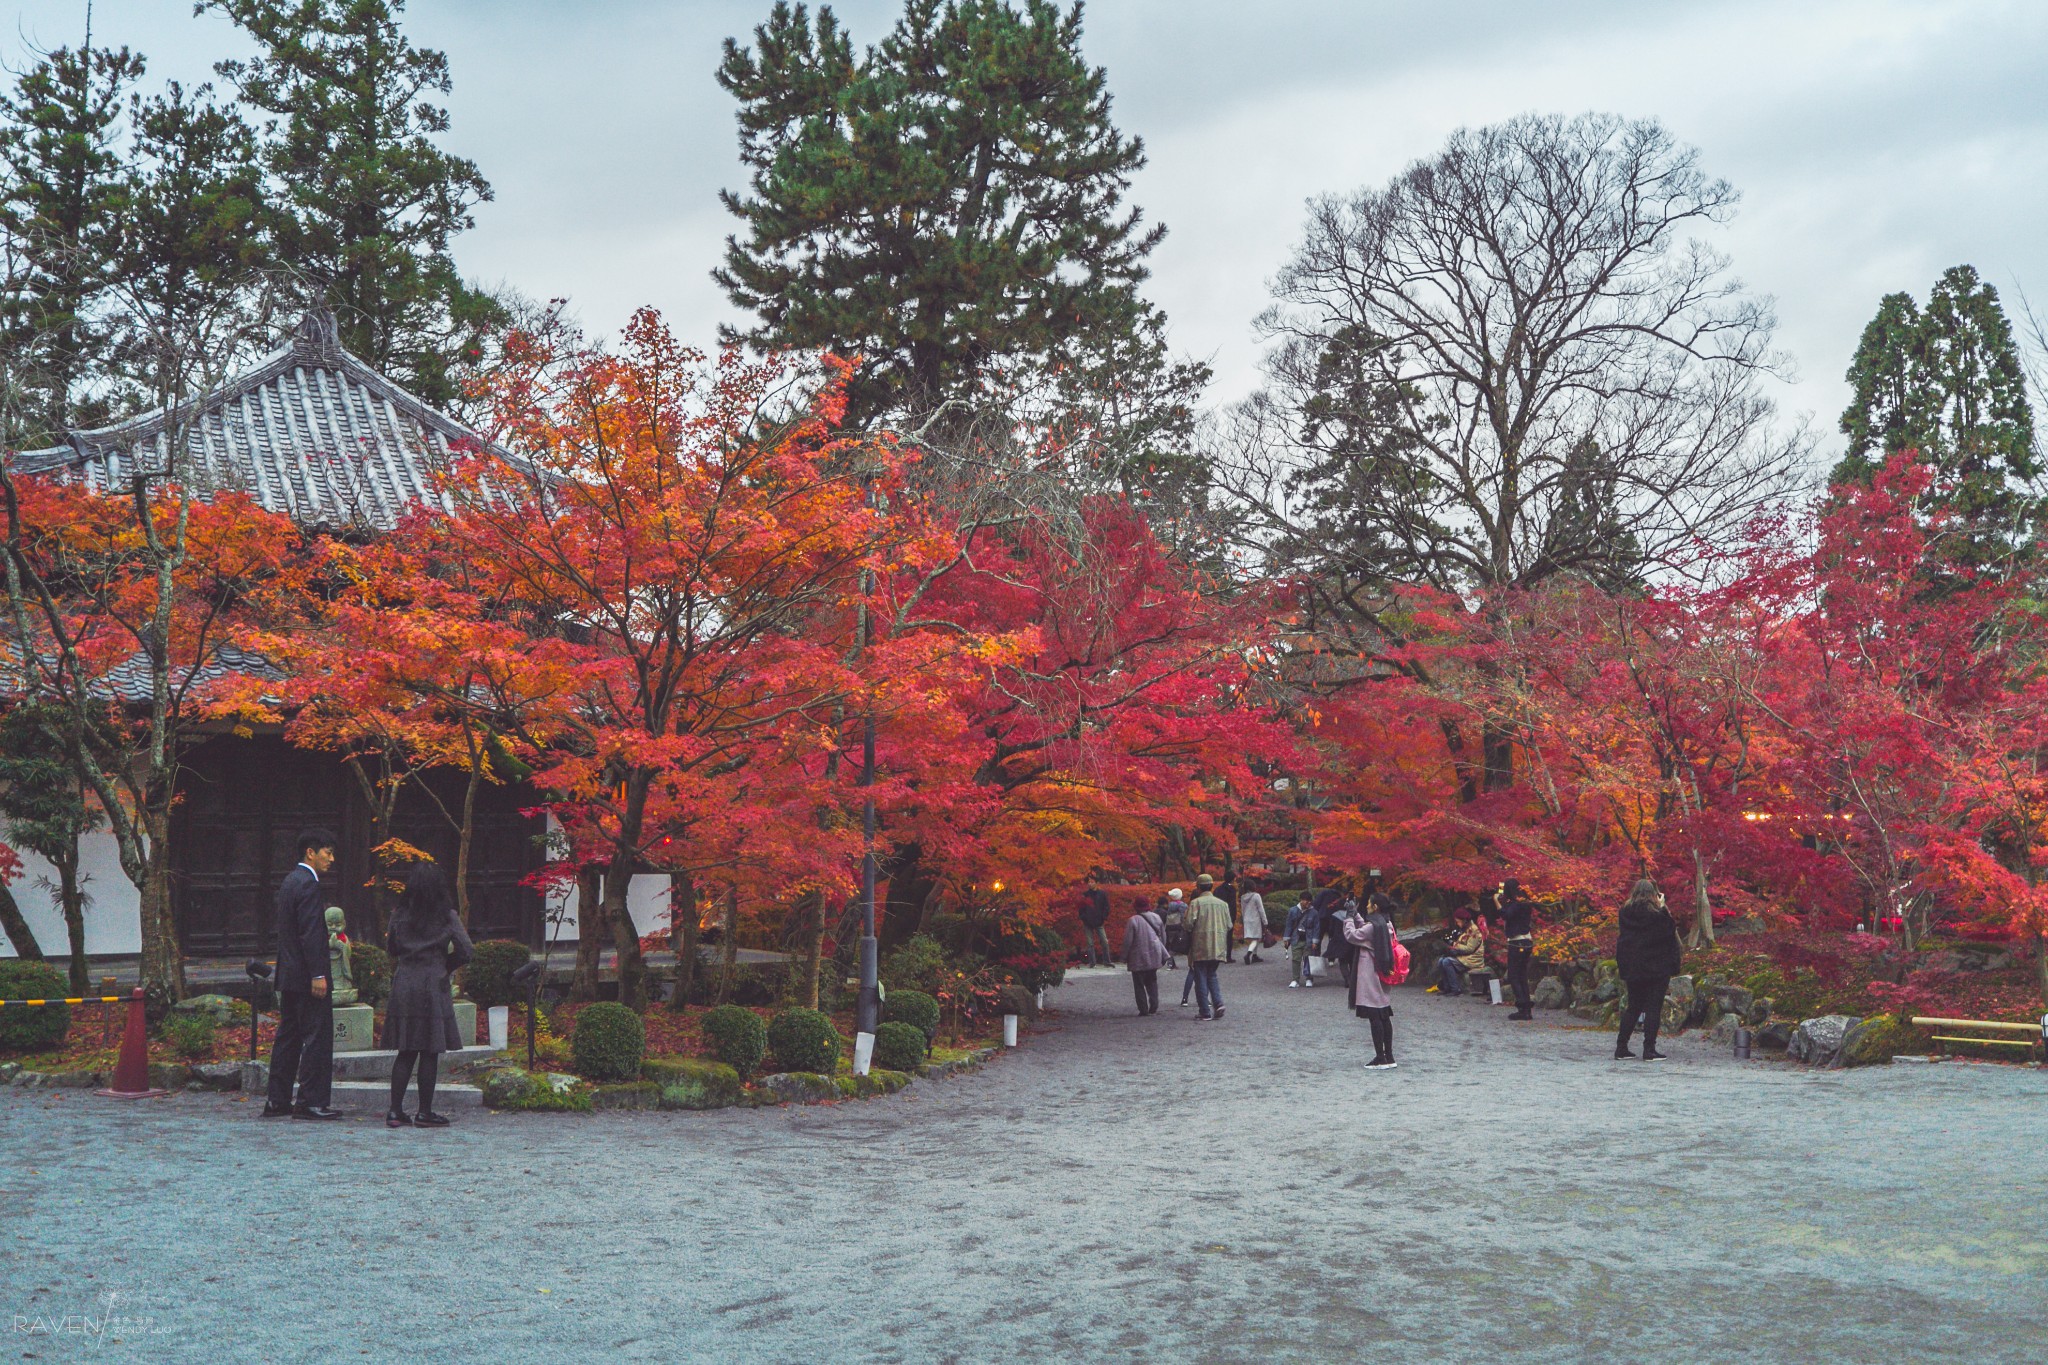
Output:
[{"xmin": 11, "ymin": 311, "xmax": 495, "ymax": 531}]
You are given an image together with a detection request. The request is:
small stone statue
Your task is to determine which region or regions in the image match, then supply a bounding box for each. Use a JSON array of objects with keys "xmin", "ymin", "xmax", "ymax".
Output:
[{"xmin": 325, "ymin": 906, "xmax": 358, "ymax": 1006}]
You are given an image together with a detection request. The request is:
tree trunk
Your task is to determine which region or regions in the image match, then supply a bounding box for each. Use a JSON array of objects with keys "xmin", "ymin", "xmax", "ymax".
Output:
[
  {"xmin": 1685, "ymin": 847, "xmax": 1715, "ymax": 950},
  {"xmin": 604, "ymin": 874, "xmax": 648, "ymax": 1013},
  {"xmin": 716, "ymin": 887, "xmax": 738, "ymax": 1005},
  {"xmin": 570, "ymin": 867, "xmax": 603, "ymax": 1003},
  {"xmin": 137, "ymin": 802, "xmax": 185, "ymax": 1012},
  {"xmin": 668, "ymin": 872, "xmax": 698, "ymax": 1013},
  {"xmin": 796, "ymin": 889, "xmax": 826, "ymax": 1009},
  {"xmin": 455, "ymin": 764, "xmax": 479, "ymax": 929},
  {"xmin": 2036, "ymin": 933, "xmax": 2048, "ymax": 1013},
  {"xmin": 0, "ymin": 881, "xmax": 44, "ymax": 960},
  {"xmin": 58, "ymin": 854, "xmax": 88, "ymax": 993},
  {"xmin": 1482, "ymin": 718, "xmax": 1515, "ymax": 793}
]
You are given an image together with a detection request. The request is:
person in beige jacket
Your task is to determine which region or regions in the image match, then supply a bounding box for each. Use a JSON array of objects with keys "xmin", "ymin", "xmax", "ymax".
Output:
[{"xmin": 1185, "ymin": 874, "xmax": 1231, "ymax": 1021}]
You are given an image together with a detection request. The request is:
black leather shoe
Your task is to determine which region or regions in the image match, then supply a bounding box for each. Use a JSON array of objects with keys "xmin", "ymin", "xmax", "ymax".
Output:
[
  {"xmin": 1642, "ymin": 1049, "xmax": 1668, "ymax": 1061},
  {"xmin": 259, "ymin": 1102, "xmax": 293, "ymax": 1118},
  {"xmin": 385, "ymin": 1110, "xmax": 413, "ymax": 1128},
  {"xmin": 292, "ymin": 1105, "xmax": 345, "ymax": 1120},
  {"xmin": 413, "ymin": 1110, "xmax": 451, "ymax": 1127},
  {"xmin": 1615, "ymin": 1047, "xmax": 1635, "ymax": 1059}
]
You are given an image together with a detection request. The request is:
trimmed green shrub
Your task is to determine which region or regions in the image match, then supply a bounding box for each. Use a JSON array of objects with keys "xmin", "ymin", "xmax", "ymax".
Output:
[
  {"xmin": 0, "ymin": 961, "xmax": 70, "ymax": 1051},
  {"xmin": 872, "ymin": 1020, "xmax": 927, "ymax": 1072},
  {"xmin": 880, "ymin": 934, "xmax": 950, "ymax": 995},
  {"xmin": 570, "ymin": 1002, "xmax": 646, "ymax": 1082},
  {"xmin": 480, "ymin": 1066, "xmax": 592, "ymax": 1112},
  {"xmin": 767, "ymin": 1007, "xmax": 841, "ymax": 1074},
  {"xmin": 700, "ymin": 1004, "xmax": 769, "ymax": 1077},
  {"xmin": 350, "ymin": 943, "xmax": 392, "ymax": 1008},
  {"xmin": 882, "ymin": 988, "xmax": 940, "ymax": 1043},
  {"xmin": 162, "ymin": 1012, "xmax": 216, "ymax": 1060},
  {"xmin": 461, "ymin": 939, "xmax": 532, "ymax": 1008}
]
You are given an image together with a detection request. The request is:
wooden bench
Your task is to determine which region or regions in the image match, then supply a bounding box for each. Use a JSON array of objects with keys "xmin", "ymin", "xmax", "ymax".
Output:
[{"xmin": 1910, "ymin": 1016, "xmax": 2044, "ymax": 1061}]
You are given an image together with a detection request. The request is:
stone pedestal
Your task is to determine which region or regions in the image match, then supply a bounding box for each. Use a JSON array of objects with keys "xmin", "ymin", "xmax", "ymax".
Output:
[
  {"xmin": 333, "ymin": 1003, "xmax": 377, "ymax": 1053},
  {"xmin": 453, "ymin": 1000, "xmax": 477, "ymax": 1046}
]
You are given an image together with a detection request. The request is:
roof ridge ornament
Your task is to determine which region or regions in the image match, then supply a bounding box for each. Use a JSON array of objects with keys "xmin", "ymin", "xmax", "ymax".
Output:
[{"xmin": 291, "ymin": 308, "xmax": 344, "ymax": 363}]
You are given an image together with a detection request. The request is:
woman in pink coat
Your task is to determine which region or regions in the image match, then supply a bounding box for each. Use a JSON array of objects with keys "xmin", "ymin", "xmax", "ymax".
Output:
[{"xmin": 1345, "ymin": 898, "xmax": 1397, "ymax": 1069}]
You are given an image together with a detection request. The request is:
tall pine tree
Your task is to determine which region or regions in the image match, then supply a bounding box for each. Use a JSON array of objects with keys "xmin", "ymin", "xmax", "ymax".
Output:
[
  {"xmin": 716, "ymin": 0, "xmax": 1203, "ymax": 491},
  {"xmin": 206, "ymin": 0, "xmax": 500, "ymax": 404},
  {"xmin": 108, "ymin": 81, "xmax": 274, "ymax": 405},
  {"xmin": 0, "ymin": 41, "xmax": 144, "ymax": 444},
  {"xmin": 1835, "ymin": 265, "xmax": 2038, "ymax": 558}
]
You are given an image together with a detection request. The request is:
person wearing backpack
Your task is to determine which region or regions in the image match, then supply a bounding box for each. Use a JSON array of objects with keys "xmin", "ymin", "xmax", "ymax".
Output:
[
  {"xmin": 1121, "ymin": 896, "xmax": 1170, "ymax": 1016},
  {"xmin": 1157, "ymin": 888, "xmax": 1188, "ymax": 972},
  {"xmin": 1344, "ymin": 892, "xmax": 1406, "ymax": 1068}
]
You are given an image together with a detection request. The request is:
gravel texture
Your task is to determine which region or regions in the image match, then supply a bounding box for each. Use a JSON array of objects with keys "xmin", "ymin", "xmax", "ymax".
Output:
[{"xmin": 4, "ymin": 961, "xmax": 2045, "ymax": 1362}]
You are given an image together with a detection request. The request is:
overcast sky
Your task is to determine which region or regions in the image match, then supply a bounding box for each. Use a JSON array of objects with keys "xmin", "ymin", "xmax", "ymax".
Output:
[{"xmin": 14, "ymin": 0, "xmax": 2048, "ymax": 459}]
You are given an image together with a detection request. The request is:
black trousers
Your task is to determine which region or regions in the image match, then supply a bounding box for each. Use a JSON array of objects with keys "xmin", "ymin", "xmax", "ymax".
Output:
[
  {"xmin": 1131, "ymin": 969, "xmax": 1159, "ymax": 1015},
  {"xmin": 266, "ymin": 989, "xmax": 334, "ymax": 1109},
  {"xmin": 1618, "ymin": 976, "xmax": 1670, "ymax": 1052},
  {"xmin": 1506, "ymin": 941, "xmax": 1534, "ymax": 1012}
]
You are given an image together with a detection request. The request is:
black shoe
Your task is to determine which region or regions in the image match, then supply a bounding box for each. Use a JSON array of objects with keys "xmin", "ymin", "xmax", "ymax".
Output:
[
  {"xmin": 292, "ymin": 1105, "xmax": 344, "ymax": 1120},
  {"xmin": 386, "ymin": 1110, "xmax": 413, "ymax": 1128},
  {"xmin": 414, "ymin": 1110, "xmax": 452, "ymax": 1127},
  {"xmin": 259, "ymin": 1102, "xmax": 293, "ymax": 1118},
  {"xmin": 1642, "ymin": 1049, "xmax": 1667, "ymax": 1061},
  {"xmin": 1509, "ymin": 1010, "xmax": 1534, "ymax": 1021},
  {"xmin": 1213, "ymin": 1006, "xmax": 1225, "ymax": 1019},
  {"xmin": 1615, "ymin": 1046, "xmax": 1635, "ymax": 1059}
]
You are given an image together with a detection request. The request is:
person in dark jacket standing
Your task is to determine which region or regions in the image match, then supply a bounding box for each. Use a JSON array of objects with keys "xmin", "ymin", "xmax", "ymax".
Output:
[
  {"xmin": 1486, "ymin": 877, "xmax": 1538, "ymax": 1020},
  {"xmin": 382, "ymin": 862, "xmax": 475, "ymax": 1126},
  {"xmin": 263, "ymin": 829, "xmax": 342, "ymax": 1119},
  {"xmin": 1078, "ymin": 883, "xmax": 1114, "ymax": 967},
  {"xmin": 1613, "ymin": 879, "xmax": 1681, "ymax": 1060}
]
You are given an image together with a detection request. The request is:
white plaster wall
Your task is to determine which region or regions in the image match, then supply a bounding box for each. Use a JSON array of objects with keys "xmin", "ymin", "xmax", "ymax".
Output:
[
  {"xmin": 0, "ymin": 829, "xmax": 140, "ymax": 957},
  {"xmin": 539, "ymin": 871, "xmax": 674, "ymax": 948}
]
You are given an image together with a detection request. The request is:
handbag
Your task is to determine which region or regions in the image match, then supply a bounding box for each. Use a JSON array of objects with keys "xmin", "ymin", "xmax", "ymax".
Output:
[{"xmin": 1307, "ymin": 954, "xmax": 1325, "ymax": 974}]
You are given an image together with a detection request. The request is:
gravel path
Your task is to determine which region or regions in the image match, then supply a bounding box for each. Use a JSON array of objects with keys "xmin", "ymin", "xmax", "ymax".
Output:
[{"xmin": 4, "ymin": 961, "xmax": 2045, "ymax": 1363}]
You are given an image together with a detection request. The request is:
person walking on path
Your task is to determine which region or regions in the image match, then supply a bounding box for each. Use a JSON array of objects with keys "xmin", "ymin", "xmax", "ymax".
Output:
[
  {"xmin": 264, "ymin": 829, "xmax": 343, "ymax": 1120},
  {"xmin": 1285, "ymin": 893, "xmax": 1323, "ymax": 988},
  {"xmin": 1487, "ymin": 877, "xmax": 1538, "ymax": 1020},
  {"xmin": 1321, "ymin": 886, "xmax": 1360, "ymax": 995},
  {"xmin": 382, "ymin": 862, "xmax": 475, "ymax": 1127},
  {"xmin": 1430, "ymin": 909, "xmax": 1485, "ymax": 996},
  {"xmin": 1185, "ymin": 874, "xmax": 1230, "ymax": 1020},
  {"xmin": 1238, "ymin": 877, "xmax": 1268, "ymax": 964},
  {"xmin": 1345, "ymin": 892, "xmax": 1399, "ymax": 1068},
  {"xmin": 1614, "ymin": 879, "xmax": 1681, "ymax": 1060},
  {"xmin": 1158, "ymin": 888, "xmax": 1188, "ymax": 972},
  {"xmin": 1121, "ymin": 896, "xmax": 1169, "ymax": 1015},
  {"xmin": 1078, "ymin": 883, "xmax": 1114, "ymax": 967}
]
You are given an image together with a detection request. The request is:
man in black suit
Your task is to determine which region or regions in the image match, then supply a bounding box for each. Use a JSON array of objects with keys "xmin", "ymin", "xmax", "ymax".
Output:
[{"xmin": 263, "ymin": 829, "xmax": 343, "ymax": 1119}]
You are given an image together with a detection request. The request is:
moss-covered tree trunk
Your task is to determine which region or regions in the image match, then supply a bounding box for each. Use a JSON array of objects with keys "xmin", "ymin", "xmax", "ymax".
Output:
[
  {"xmin": 715, "ymin": 887, "xmax": 739, "ymax": 1005},
  {"xmin": 569, "ymin": 867, "xmax": 603, "ymax": 1003},
  {"xmin": 796, "ymin": 889, "xmax": 826, "ymax": 1009},
  {"xmin": 668, "ymin": 872, "xmax": 698, "ymax": 1013}
]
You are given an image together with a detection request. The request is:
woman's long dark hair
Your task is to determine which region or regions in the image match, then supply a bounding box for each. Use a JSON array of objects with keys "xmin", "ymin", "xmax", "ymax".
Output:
[
  {"xmin": 1622, "ymin": 878, "xmax": 1662, "ymax": 914},
  {"xmin": 394, "ymin": 861, "xmax": 456, "ymax": 934}
]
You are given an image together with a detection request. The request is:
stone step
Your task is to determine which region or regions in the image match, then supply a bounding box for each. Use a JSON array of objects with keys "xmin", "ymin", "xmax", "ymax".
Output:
[
  {"xmin": 331, "ymin": 1081, "xmax": 483, "ymax": 1108},
  {"xmin": 331, "ymin": 1044, "xmax": 499, "ymax": 1080}
]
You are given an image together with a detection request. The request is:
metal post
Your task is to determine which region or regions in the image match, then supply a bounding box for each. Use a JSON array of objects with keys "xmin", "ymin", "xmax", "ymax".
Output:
[{"xmin": 857, "ymin": 709, "xmax": 880, "ymax": 1037}]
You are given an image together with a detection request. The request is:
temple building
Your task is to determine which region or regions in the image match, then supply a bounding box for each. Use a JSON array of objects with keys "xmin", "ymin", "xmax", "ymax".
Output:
[{"xmin": 1, "ymin": 312, "xmax": 663, "ymax": 963}]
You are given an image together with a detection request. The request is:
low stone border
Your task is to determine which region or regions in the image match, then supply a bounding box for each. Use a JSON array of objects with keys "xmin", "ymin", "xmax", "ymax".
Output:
[{"xmin": 476, "ymin": 1042, "xmax": 1004, "ymax": 1115}]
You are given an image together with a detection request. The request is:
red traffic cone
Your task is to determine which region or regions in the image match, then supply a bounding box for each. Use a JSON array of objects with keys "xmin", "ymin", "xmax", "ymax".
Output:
[{"xmin": 96, "ymin": 988, "xmax": 171, "ymax": 1100}]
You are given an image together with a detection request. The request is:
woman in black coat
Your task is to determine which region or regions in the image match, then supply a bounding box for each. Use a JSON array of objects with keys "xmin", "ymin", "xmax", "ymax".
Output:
[
  {"xmin": 382, "ymin": 862, "xmax": 474, "ymax": 1127},
  {"xmin": 1613, "ymin": 878, "xmax": 1681, "ymax": 1061}
]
